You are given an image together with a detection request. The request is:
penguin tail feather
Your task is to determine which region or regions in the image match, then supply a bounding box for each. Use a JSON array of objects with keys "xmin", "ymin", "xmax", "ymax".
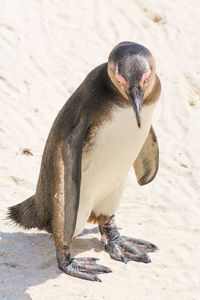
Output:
[{"xmin": 7, "ymin": 195, "xmax": 42, "ymax": 230}]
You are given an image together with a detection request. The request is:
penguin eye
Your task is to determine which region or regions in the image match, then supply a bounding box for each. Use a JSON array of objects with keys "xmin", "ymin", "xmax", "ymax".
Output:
[
  {"xmin": 143, "ymin": 77, "xmax": 150, "ymax": 87},
  {"xmin": 115, "ymin": 73, "xmax": 129, "ymax": 89},
  {"xmin": 139, "ymin": 71, "xmax": 151, "ymax": 89}
]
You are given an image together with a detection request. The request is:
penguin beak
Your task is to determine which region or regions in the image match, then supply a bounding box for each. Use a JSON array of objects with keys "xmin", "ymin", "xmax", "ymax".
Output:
[{"xmin": 126, "ymin": 87, "xmax": 144, "ymax": 128}]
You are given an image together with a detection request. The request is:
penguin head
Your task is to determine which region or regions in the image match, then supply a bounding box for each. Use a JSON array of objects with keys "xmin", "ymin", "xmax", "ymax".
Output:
[{"xmin": 108, "ymin": 41, "xmax": 156, "ymax": 128}]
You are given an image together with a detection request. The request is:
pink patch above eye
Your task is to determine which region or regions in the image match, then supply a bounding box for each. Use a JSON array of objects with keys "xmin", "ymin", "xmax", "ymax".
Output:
[
  {"xmin": 115, "ymin": 73, "xmax": 129, "ymax": 89},
  {"xmin": 140, "ymin": 70, "xmax": 151, "ymax": 85}
]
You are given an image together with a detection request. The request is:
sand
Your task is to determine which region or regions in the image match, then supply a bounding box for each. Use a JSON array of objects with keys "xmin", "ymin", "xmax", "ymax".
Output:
[{"xmin": 0, "ymin": 0, "xmax": 200, "ymax": 299}]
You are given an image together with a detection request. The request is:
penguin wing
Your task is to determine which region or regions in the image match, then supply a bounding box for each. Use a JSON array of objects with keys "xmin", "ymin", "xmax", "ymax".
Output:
[
  {"xmin": 133, "ymin": 126, "xmax": 159, "ymax": 185},
  {"xmin": 62, "ymin": 117, "xmax": 89, "ymax": 244}
]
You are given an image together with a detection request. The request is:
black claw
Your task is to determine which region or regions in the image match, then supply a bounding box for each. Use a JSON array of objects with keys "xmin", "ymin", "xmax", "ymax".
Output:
[
  {"xmin": 143, "ymin": 255, "xmax": 151, "ymax": 263},
  {"xmin": 100, "ymin": 266, "xmax": 112, "ymax": 273},
  {"xmin": 151, "ymin": 244, "xmax": 159, "ymax": 251},
  {"xmin": 121, "ymin": 255, "xmax": 128, "ymax": 264}
]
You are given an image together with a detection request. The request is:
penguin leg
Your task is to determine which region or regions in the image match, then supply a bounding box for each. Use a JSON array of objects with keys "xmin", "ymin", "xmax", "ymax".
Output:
[
  {"xmin": 99, "ymin": 217, "xmax": 158, "ymax": 264},
  {"xmin": 56, "ymin": 243, "xmax": 111, "ymax": 282}
]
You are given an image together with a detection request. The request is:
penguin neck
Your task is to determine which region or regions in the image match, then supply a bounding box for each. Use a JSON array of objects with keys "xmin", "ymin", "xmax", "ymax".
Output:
[{"xmin": 89, "ymin": 63, "xmax": 129, "ymax": 109}]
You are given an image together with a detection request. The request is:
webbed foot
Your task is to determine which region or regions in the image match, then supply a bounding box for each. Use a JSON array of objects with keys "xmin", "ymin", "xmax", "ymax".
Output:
[
  {"xmin": 99, "ymin": 217, "xmax": 158, "ymax": 264},
  {"xmin": 56, "ymin": 245, "xmax": 111, "ymax": 282}
]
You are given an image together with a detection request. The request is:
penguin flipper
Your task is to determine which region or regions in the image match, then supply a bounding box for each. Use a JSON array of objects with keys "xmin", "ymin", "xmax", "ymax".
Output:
[
  {"xmin": 133, "ymin": 126, "xmax": 159, "ymax": 185},
  {"xmin": 62, "ymin": 118, "xmax": 88, "ymax": 244}
]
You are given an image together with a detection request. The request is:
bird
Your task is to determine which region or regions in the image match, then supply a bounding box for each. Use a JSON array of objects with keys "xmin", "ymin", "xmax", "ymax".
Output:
[{"xmin": 8, "ymin": 41, "xmax": 161, "ymax": 282}]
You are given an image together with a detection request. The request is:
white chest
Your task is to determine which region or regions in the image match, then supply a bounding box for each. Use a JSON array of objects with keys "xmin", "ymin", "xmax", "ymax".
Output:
[
  {"xmin": 82, "ymin": 104, "xmax": 156, "ymax": 197},
  {"xmin": 74, "ymin": 104, "xmax": 156, "ymax": 236}
]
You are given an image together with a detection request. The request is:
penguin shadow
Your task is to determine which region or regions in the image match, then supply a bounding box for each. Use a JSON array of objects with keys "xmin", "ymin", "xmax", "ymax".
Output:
[
  {"xmin": 72, "ymin": 226, "xmax": 103, "ymax": 256},
  {"xmin": 0, "ymin": 227, "xmax": 105, "ymax": 300}
]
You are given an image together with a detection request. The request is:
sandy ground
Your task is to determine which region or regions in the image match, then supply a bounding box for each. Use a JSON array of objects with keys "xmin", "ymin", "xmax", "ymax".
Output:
[{"xmin": 0, "ymin": 0, "xmax": 200, "ymax": 299}]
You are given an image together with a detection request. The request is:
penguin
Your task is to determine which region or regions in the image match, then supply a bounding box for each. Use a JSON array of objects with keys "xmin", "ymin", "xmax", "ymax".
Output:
[{"xmin": 8, "ymin": 41, "xmax": 161, "ymax": 282}]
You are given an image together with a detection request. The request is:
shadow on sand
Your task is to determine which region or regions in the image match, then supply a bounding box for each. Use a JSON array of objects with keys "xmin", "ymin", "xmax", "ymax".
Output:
[{"xmin": 0, "ymin": 226, "xmax": 103, "ymax": 299}]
